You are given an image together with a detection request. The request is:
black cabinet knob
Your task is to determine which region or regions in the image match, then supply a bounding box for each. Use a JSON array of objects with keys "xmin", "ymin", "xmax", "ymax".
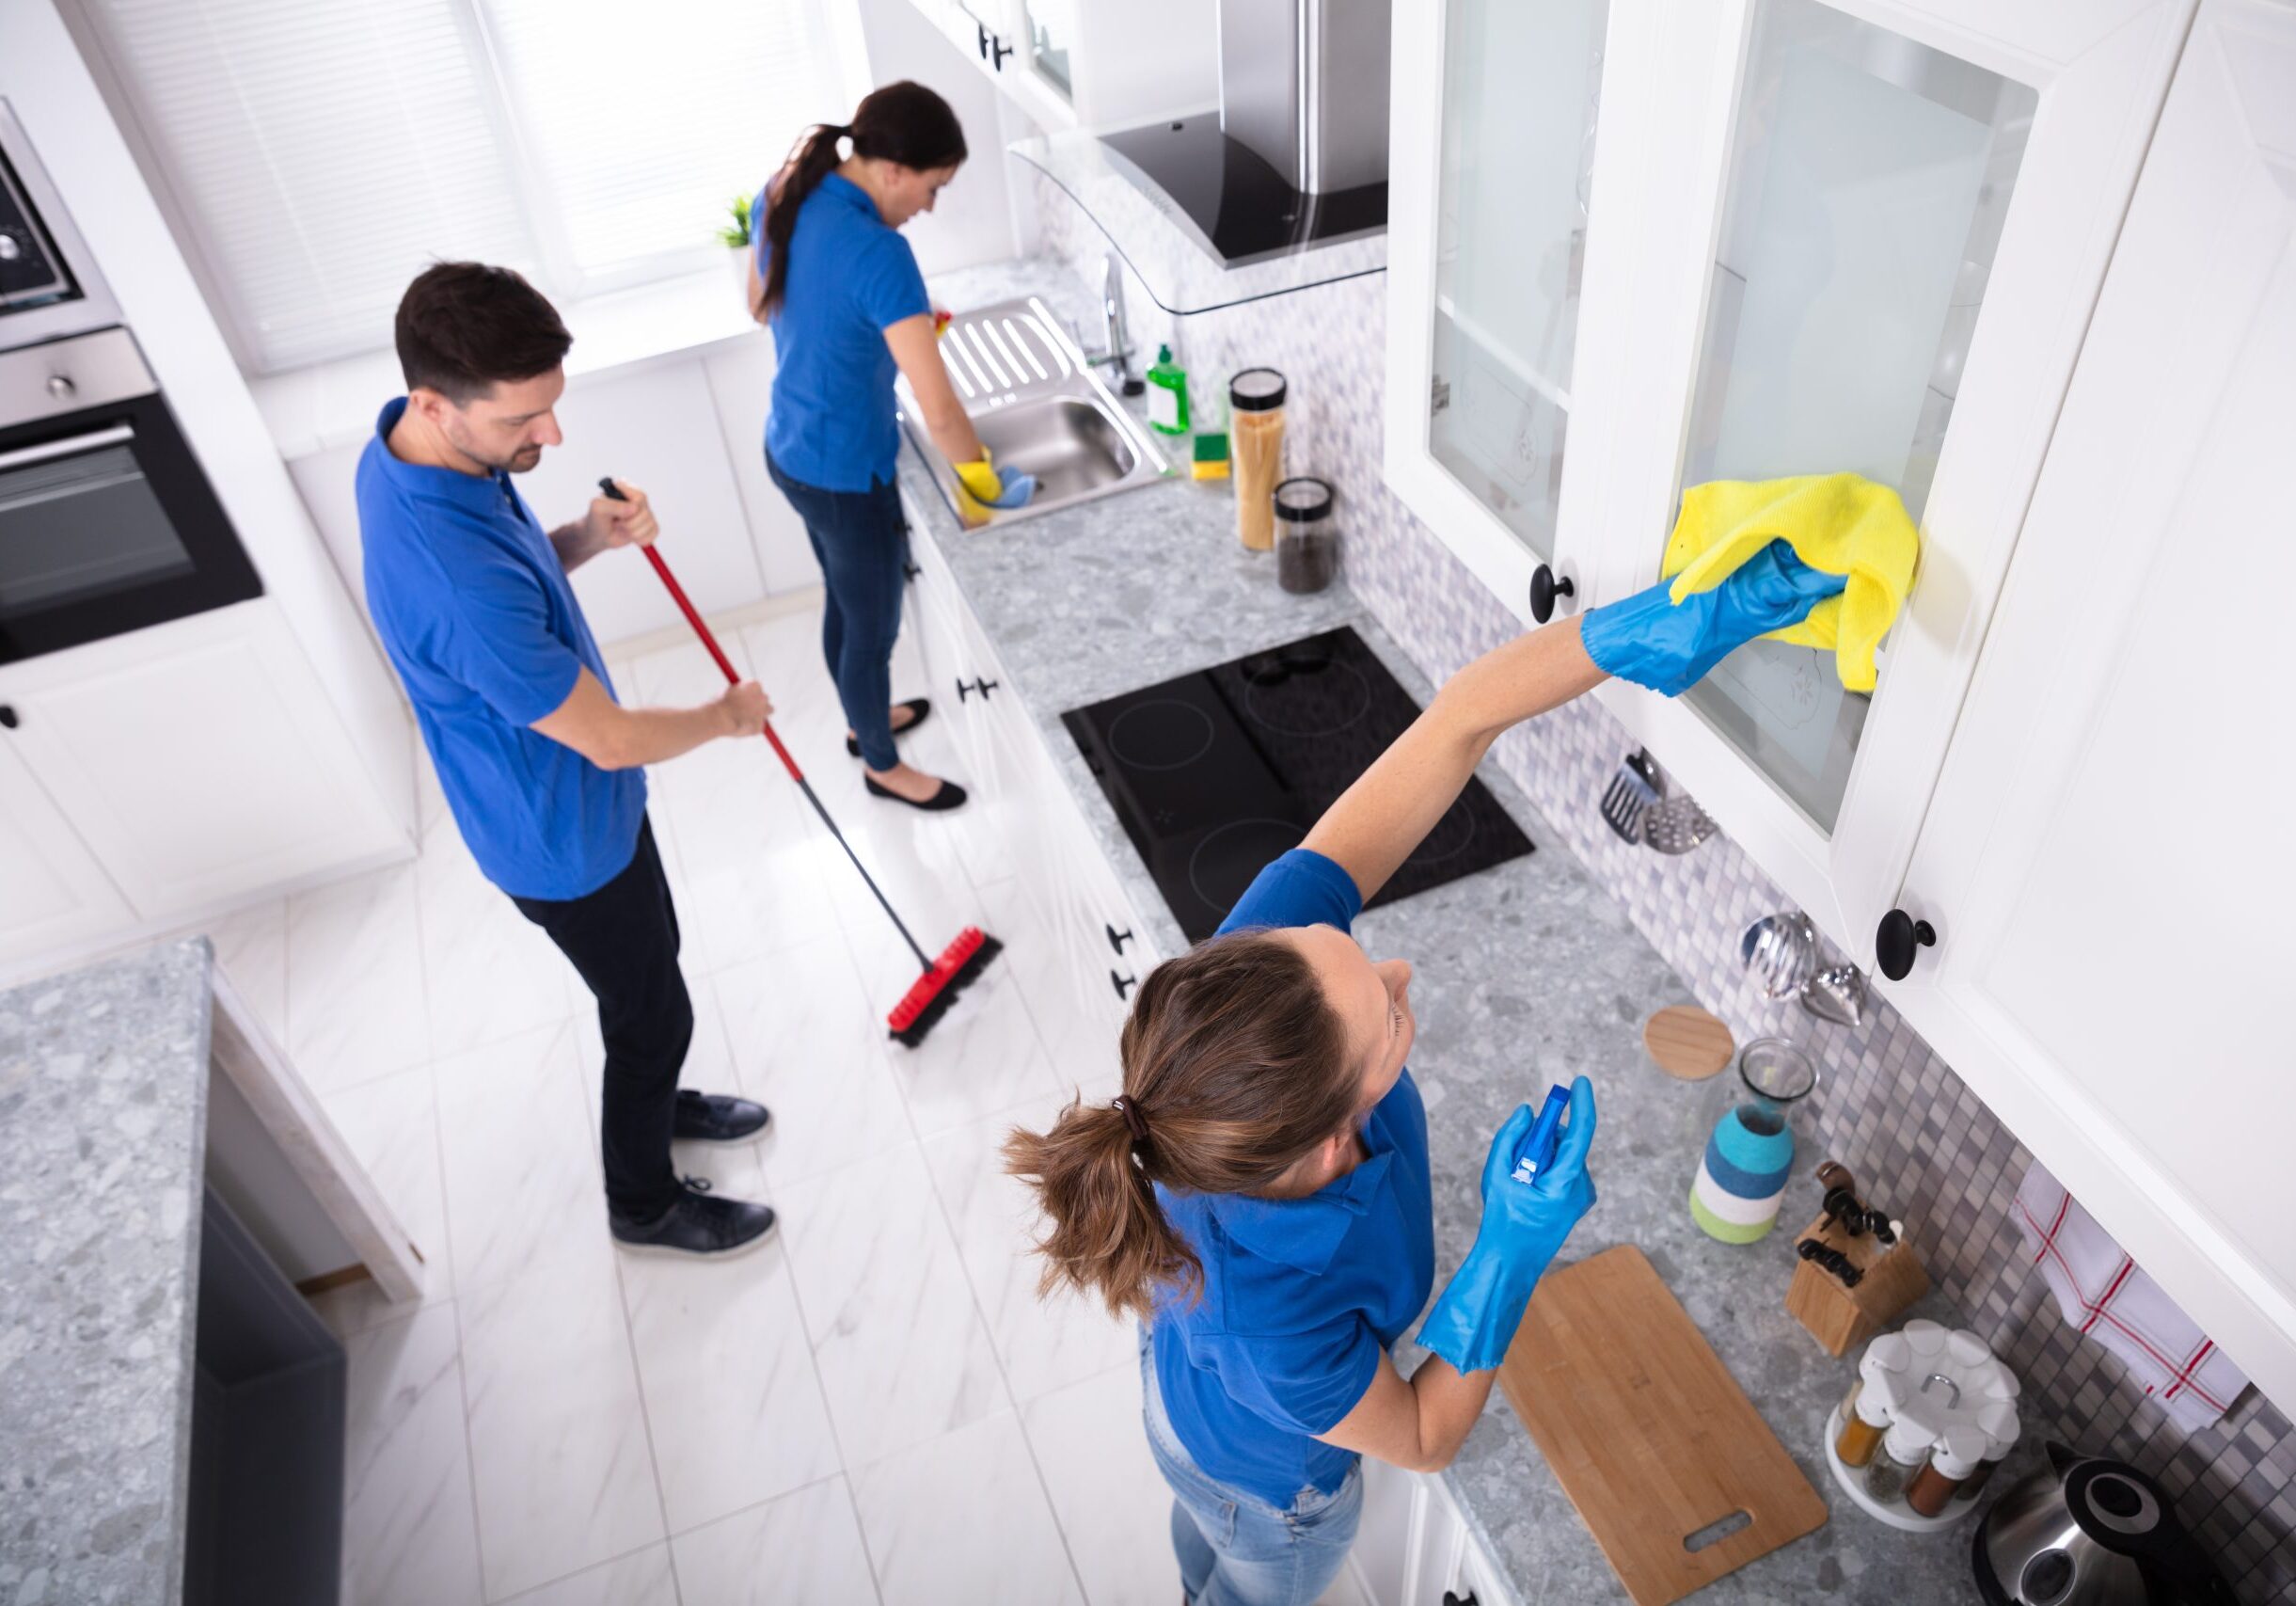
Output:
[
  {"xmin": 1110, "ymin": 969, "xmax": 1137, "ymax": 1000},
  {"xmin": 1875, "ymin": 908, "xmax": 1937, "ymax": 981},
  {"xmin": 901, "ymin": 559, "xmax": 922, "ymax": 582},
  {"xmin": 1105, "ymin": 922, "xmax": 1133, "ymax": 954},
  {"xmin": 0, "ymin": 705, "xmax": 15, "ymax": 730},
  {"xmin": 1528, "ymin": 564, "xmax": 1575, "ymax": 624},
  {"xmin": 976, "ymin": 19, "xmax": 991, "ymax": 57},
  {"xmin": 990, "ymin": 32, "xmax": 1014, "ymax": 68}
]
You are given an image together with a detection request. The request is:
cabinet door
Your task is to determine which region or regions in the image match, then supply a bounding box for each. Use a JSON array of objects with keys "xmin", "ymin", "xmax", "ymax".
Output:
[
  {"xmin": 1891, "ymin": 0, "xmax": 2296, "ymax": 1413},
  {"xmin": 0, "ymin": 601, "xmax": 405, "ymax": 921},
  {"xmin": 1385, "ymin": 0, "xmax": 1617, "ymax": 616},
  {"xmin": 0, "ymin": 730, "xmax": 133, "ymax": 967},
  {"xmin": 1582, "ymin": 0, "xmax": 2192, "ymax": 962}
]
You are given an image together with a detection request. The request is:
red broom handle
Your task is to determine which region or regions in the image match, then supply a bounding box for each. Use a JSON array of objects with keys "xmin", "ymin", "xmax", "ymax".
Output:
[{"xmin": 614, "ymin": 504, "xmax": 805, "ymax": 786}]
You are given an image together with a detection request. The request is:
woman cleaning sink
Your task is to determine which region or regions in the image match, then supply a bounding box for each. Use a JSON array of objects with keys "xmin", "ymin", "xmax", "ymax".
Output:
[
  {"xmin": 747, "ymin": 81, "xmax": 1035, "ymax": 811},
  {"xmin": 1006, "ymin": 550, "xmax": 1844, "ymax": 1606}
]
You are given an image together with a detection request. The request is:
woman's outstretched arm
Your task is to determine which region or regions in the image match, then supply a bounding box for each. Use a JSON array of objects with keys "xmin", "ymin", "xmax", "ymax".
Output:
[{"xmin": 1301, "ymin": 617, "xmax": 1603, "ymax": 903}]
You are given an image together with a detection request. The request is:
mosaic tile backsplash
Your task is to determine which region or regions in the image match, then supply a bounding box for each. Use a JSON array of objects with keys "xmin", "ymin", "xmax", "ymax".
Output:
[{"xmin": 1029, "ymin": 172, "xmax": 2296, "ymax": 1600}]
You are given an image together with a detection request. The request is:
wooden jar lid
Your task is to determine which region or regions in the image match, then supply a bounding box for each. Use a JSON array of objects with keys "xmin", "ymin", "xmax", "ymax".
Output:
[{"xmin": 1643, "ymin": 1005, "xmax": 1734, "ymax": 1080}]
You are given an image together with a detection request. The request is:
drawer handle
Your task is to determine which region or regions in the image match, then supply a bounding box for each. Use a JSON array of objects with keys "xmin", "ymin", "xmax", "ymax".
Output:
[
  {"xmin": 0, "ymin": 704, "xmax": 16, "ymax": 730},
  {"xmin": 957, "ymin": 676, "xmax": 998, "ymax": 702},
  {"xmin": 1528, "ymin": 564, "xmax": 1574, "ymax": 624},
  {"xmin": 1875, "ymin": 908, "xmax": 1937, "ymax": 981},
  {"xmin": 1105, "ymin": 922, "xmax": 1134, "ymax": 955},
  {"xmin": 1110, "ymin": 968, "xmax": 1137, "ymax": 1000},
  {"xmin": 989, "ymin": 32, "xmax": 1014, "ymax": 68},
  {"xmin": 901, "ymin": 559, "xmax": 922, "ymax": 582}
]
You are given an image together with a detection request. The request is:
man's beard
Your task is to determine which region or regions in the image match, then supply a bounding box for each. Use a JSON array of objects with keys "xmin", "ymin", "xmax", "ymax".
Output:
[{"xmin": 444, "ymin": 418, "xmax": 543, "ymax": 475}]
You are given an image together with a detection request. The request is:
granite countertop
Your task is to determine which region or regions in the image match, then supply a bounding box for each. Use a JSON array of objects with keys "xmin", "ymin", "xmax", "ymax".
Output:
[
  {"xmin": 910, "ymin": 259, "xmax": 2009, "ymax": 1605},
  {"xmin": 0, "ymin": 938, "xmax": 214, "ymax": 1606}
]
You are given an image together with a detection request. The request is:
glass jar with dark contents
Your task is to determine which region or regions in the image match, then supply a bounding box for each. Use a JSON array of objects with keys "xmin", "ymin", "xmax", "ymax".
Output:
[{"xmin": 1273, "ymin": 476, "xmax": 1338, "ymax": 594}]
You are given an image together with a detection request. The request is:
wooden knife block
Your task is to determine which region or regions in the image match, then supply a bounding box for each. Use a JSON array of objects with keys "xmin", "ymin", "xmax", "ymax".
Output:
[{"xmin": 1785, "ymin": 1210, "xmax": 1929, "ymax": 1356}]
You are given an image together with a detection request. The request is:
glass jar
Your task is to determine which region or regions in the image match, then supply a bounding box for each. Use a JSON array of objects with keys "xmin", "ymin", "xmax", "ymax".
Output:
[
  {"xmin": 1230, "ymin": 369, "xmax": 1288, "ymax": 552},
  {"xmin": 1863, "ymin": 1419, "xmax": 1931, "ymax": 1505},
  {"xmin": 1907, "ymin": 1424, "xmax": 1987, "ymax": 1517},
  {"xmin": 1273, "ymin": 477, "xmax": 1338, "ymax": 593},
  {"xmin": 1834, "ymin": 1369, "xmax": 1901, "ymax": 1469}
]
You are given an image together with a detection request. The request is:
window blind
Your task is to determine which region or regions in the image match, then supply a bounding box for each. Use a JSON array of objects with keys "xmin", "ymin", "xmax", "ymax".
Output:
[
  {"xmin": 476, "ymin": 0, "xmax": 847, "ymax": 287},
  {"xmin": 73, "ymin": 0, "xmax": 847, "ymax": 374},
  {"xmin": 78, "ymin": 0, "xmax": 540, "ymax": 372}
]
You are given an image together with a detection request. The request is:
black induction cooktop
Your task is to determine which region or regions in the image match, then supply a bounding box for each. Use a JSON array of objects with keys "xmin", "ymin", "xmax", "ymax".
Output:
[{"xmin": 1062, "ymin": 628, "xmax": 1532, "ymax": 943}]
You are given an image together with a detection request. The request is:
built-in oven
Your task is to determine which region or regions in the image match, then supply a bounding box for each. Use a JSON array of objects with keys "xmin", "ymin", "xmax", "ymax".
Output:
[
  {"xmin": 0, "ymin": 330, "xmax": 261, "ymax": 662},
  {"xmin": 0, "ymin": 99, "xmax": 261, "ymax": 666}
]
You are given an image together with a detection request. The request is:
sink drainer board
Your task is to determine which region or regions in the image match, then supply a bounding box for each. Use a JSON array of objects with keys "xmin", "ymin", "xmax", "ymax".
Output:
[
  {"xmin": 898, "ymin": 295, "xmax": 1169, "ymax": 527},
  {"xmin": 1496, "ymin": 1245, "xmax": 1828, "ymax": 1605}
]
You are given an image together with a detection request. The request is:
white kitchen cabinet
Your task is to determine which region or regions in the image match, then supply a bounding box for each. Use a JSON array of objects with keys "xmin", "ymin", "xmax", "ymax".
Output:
[
  {"xmin": 1387, "ymin": 0, "xmax": 2194, "ymax": 971},
  {"xmin": 1355, "ymin": 1455, "xmax": 1510, "ymax": 1606},
  {"xmin": 904, "ymin": 0, "xmax": 1216, "ymax": 134},
  {"xmin": 0, "ymin": 729, "xmax": 135, "ymax": 962},
  {"xmin": 1383, "ymin": 0, "xmax": 1615, "ymax": 618},
  {"xmin": 1881, "ymin": 0, "xmax": 2296, "ymax": 1416},
  {"xmin": 0, "ymin": 599, "xmax": 407, "ymax": 966},
  {"xmin": 902, "ymin": 501, "xmax": 1158, "ymax": 1082}
]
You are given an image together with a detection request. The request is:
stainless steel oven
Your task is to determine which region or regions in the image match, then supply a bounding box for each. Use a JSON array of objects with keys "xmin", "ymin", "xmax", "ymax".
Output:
[{"xmin": 0, "ymin": 99, "xmax": 260, "ymax": 665}]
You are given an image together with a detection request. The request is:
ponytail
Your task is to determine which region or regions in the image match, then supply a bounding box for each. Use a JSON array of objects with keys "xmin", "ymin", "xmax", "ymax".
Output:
[
  {"xmin": 1004, "ymin": 930, "xmax": 1359, "ymax": 1323},
  {"xmin": 758, "ymin": 80, "xmax": 969, "ymax": 318},
  {"xmin": 1004, "ymin": 1100, "xmax": 1196, "ymax": 1324}
]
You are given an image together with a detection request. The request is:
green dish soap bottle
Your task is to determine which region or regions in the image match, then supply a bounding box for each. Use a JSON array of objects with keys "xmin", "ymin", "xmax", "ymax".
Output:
[{"xmin": 1146, "ymin": 344, "xmax": 1190, "ymax": 436}]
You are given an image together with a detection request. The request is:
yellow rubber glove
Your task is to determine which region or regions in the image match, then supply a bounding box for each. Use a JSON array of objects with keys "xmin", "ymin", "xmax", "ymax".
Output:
[{"xmin": 954, "ymin": 456, "xmax": 1003, "ymax": 503}]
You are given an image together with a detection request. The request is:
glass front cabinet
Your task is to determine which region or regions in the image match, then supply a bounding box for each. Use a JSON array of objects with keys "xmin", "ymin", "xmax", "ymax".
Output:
[{"xmin": 1384, "ymin": 0, "xmax": 2195, "ymax": 964}]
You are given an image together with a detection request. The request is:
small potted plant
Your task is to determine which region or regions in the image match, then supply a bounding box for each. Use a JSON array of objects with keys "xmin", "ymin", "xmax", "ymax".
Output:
[{"xmin": 718, "ymin": 193, "xmax": 758, "ymax": 298}]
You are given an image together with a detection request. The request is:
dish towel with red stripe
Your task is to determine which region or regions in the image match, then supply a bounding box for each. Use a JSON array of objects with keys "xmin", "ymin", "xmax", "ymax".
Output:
[{"xmin": 2014, "ymin": 1163, "xmax": 2248, "ymax": 1430}]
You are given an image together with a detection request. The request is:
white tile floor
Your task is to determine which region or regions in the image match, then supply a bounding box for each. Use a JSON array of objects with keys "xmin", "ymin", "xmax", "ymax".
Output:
[{"xmin": 227, "ymin": 602, "xmax": 1211, "ymax": 1605}]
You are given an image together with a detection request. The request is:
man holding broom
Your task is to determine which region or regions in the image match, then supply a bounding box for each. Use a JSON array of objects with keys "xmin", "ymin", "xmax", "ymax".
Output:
[{"xmin": 356, "ymin": 262, "xmax": 777, "ymax": 1260}]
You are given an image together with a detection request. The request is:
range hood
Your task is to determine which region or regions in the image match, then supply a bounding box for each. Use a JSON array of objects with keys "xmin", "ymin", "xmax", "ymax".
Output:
[{"xmin": 1097, "ymin": 0, "xmax": 1391, "ymax": 269}]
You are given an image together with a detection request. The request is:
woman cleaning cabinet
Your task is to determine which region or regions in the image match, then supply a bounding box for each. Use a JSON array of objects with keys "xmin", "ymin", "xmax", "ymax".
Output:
[{"xmin": 1008, "ymin": 548, "xmax": 1845, "ymax": 1605}]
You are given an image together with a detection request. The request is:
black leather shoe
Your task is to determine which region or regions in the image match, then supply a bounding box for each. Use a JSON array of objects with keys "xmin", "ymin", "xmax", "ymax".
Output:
[
  {"xmin": 847, "ymin": 698, "xmax": 933, "ymax": 756},
  {"xmin": 863, "ymin": 774, "xmax": 968, "ymax": 811},
  {"xmin": 674, "ymin": 1089, "xmax": 769, "ymax": 1143},
  {"xmin": 610, "ymin": 1178, "xmax": 776, "ymax": 1258}
]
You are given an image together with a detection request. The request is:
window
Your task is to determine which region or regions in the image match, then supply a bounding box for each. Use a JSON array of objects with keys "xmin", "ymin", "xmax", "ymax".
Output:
[{"xmin": 67, "ymin": 0, "xmax": 852, "ymax": 374}]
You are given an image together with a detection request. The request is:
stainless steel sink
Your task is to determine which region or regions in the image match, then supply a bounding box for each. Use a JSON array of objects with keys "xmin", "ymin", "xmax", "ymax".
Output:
[{"xmin": 899, "ymin": 295, "xmax": 1168, "ymax": 526}]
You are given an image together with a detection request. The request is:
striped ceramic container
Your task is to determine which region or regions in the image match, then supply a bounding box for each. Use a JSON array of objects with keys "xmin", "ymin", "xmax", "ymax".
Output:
[{"xmin": 1689, "ymin": 1104, "xmax": 1796, "ymax": 1244}]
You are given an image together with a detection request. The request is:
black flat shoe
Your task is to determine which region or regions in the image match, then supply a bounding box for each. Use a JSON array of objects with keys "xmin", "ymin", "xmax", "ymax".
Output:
[
  {"xmin": 610, "ymin": 1178, "xmax": 776, "ymax": 1259},
  {"xmin": 847, "ymin": 698, "xmax": 933, "ymax": 756},
  {"xmin": 673, "ymin": 1089, "xmax": 770, "ymax": 1143},
  {"xmin": 863, "ymin": 774, "xmax": 968, "ymax": 811}
]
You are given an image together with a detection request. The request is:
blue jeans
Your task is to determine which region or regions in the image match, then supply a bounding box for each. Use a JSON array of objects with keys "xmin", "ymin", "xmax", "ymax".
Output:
[
  {"xmin": 1139, "ymin": 1329, "xmax": 1363, "ymax": 1606},
  {"xmin": 765, "ymin": 453, "xmax": 908, "ymax": 770}
]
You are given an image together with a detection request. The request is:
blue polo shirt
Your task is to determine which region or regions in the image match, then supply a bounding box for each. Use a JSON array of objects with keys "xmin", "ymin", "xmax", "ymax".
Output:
[
  {"xmin": 356, "ymin": 398, "xmax": 645, "ymax": 901},
  {"xmin": 1151, "ymin": 849, "xmax": 1437, "ymax": 1510},
  {"xmin": 753, "ymin": 172, "xmax": 931, "ymax": 491}
]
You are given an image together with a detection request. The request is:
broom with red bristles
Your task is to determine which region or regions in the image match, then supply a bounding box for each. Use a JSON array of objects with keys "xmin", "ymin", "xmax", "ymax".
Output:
[{"xmin": 601, "ymin": 479, "xmax": 1001, "ymax": 1047}]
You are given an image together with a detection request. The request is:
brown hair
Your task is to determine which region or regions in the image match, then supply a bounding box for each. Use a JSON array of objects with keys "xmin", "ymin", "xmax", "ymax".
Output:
[
  {"xmin": 757, "ymin": 80, "xmax": 968, "ymax": 318},
  {"xmin": 393, "ymin": 262, "xmax": 571, "ymax": 405},
  {"xmin": 1003, "ymin": 930, "xmax": 1360, "ymax": 1323}
]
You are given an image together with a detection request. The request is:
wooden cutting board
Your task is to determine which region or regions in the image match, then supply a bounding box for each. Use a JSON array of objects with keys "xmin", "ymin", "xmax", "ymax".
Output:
[{"xmin": 1496, "ymin": 1245, "xmax": 1828, "ymax": 1605}]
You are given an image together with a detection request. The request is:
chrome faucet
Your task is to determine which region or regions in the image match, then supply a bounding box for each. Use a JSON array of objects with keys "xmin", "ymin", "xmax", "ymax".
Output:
[{"xmin": 1090, "ymin": 253, "xmax": 1146, "ymax": 396}]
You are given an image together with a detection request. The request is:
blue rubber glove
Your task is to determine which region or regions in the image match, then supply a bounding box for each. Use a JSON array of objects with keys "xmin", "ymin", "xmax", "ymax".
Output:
[
  {"xmin": 1579, "ymin": 540, "xmax": 1847, "ymax": 696},
  {"xmin": 954, "ymin": 458, "xmax": 1038, "ymax": 510},
  {"xmin": 1417, "ymin": 1075, "xmax": 1598, "ymax": 1375}
]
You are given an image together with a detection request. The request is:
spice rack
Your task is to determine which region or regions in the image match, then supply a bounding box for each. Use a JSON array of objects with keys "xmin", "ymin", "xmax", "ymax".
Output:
[{"xmin": 1820, "ymin": 1404, "xmax": 1977, "ymax": 1533}]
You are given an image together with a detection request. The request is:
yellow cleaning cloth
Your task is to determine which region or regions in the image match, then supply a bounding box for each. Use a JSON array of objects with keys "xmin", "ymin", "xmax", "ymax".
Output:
[{"xmin": 1661, "ymin": 473, "xmax": 1919, "ymax": 692}]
